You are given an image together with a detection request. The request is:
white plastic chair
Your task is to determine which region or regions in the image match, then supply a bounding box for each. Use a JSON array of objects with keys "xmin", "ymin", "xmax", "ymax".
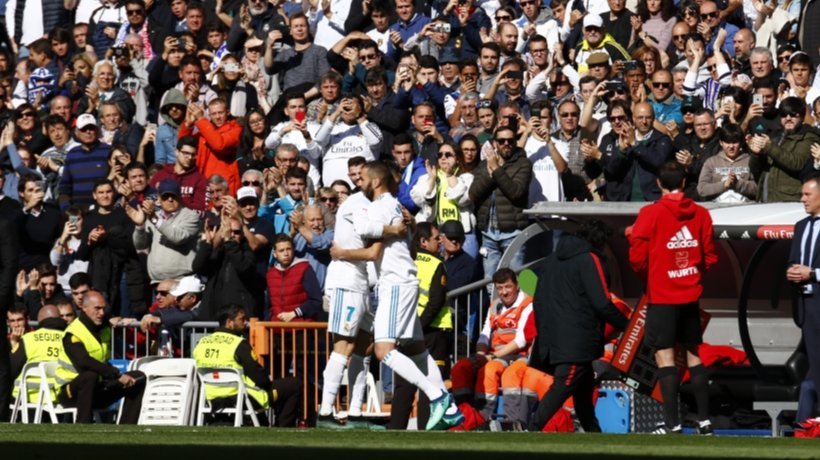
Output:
[
  {"xmin": 128, "ymin": 357, "xmax": 198, "ymax": 426},
  {"xmin": 196, "ymin": 368, "xmax": 261, "ymax": 427},
  {"xmin": 9, "ymin": 362, "xmax": 44, "ymax": 423},
  {"xmin": 36, "ymin": 361, "xmax": 78, "ymax": 424}
]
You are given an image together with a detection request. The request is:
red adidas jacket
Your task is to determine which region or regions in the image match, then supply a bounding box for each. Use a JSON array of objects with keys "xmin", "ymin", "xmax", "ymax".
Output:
[{"xmin": 628, "ymin": 192, "xmax": 718, "ymax": 304}]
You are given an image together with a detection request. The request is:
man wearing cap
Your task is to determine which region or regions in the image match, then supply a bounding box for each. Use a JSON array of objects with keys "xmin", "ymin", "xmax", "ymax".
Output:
[
  {"xmin": 58, "ymin": 114, "xmax": 112, "ymax": 210},
  {"xmin": 150, "ymin": 136, "xmax": 209, "ymax": 215},
  {"xmin": 438, "ymin": 47, "xmax": 462, "ymax": 91},
  {"xmin": 440, "ymin": 220, "xmax": 481, "ymax": 344},
  {"xmin": 126, "ymin": 178, "xmax": 201, "ymax": 285},
  {"xmin": 572, "ymin": 15, "xmax": 630, "ymax": 74},
  {"xmin": 585, "ymin": 52, "xmax": 611, "ymax": 81},
  {"xmin": 140, "ymin": 276, "xmax": 202, "ymax": 355}
]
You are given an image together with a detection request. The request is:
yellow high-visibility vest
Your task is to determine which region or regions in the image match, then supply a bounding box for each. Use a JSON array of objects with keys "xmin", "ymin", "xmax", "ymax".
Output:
[
  {"xmin": 415, "ymin": 252, "xmax": 453, "ymax": 330},
  {"xmin": 193, "ymin": 331, "xmax": 269, "ymax": 408},
  {"xmin": 55, "ymin": 320, "xmax": 110, "ymax": 386}
]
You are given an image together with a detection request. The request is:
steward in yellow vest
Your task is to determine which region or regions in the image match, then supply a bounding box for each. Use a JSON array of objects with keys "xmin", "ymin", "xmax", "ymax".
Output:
[
  {"xmin": 193, "ymin": 304, "xmax": 301, "ymax": 427},
  {"xmin": 390, "ymin": 223, "xmax": 454, "ymax": 430},
  {"xmin": 56, "ymin": 291, "xmax": 146, "ymax": 424},
  {"xmin": 10, "ymin": 305, "xmax": 67, "ymax": 404}
]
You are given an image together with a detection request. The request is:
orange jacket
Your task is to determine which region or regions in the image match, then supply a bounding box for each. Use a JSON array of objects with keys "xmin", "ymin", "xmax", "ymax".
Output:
[
  {"xmin": 179, "ymin": 118, "xmax": 242, "ymax": 195},
  {"xmin": 490, "ymin": 296, "xmax": 533, "ymax": 356}
]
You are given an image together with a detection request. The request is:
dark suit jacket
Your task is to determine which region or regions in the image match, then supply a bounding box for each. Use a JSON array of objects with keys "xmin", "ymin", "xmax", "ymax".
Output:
[
  {"xmin": 789, "ymin": 216, "xmax": 820, "ymax": 326},
  {"xmin": 0, "ymin": 215, "xmax": 20, "ymax": 314}
]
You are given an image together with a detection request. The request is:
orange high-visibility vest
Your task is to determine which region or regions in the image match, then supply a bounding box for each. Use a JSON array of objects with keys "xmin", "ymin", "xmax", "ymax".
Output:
[{"xmin": 490, "ymin": 296, "xmax": 533, "ymax": 356}]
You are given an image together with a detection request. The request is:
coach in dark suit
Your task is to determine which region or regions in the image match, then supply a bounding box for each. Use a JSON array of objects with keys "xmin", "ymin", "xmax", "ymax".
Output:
[{"xmin": 787, "ymin": 174, "xmax": 820, "ymax": 411}]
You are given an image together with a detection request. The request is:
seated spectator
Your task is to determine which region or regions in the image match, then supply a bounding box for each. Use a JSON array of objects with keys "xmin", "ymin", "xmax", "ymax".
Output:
[
  {"xmin": 140, "ymin": 276, "xmax": 202, "ymax": 355},
  {"xmin": 6, "ymin": 305, "xmax": 31, "ymax": 352},
  {"xmin": 266, "ymin": 233, "xmax": 322, "ymax": 322},
  {"xmin": 450, "ymin": 269, "xmax": 534, "ymax": 430},
  {"xmin": 9, "ymin": 305, "xmax": 68, "ymax": 406},
  {"xmin": 697, "ymin": 124, "xmax": 757, "ymax": 202},
  {"xmin": 126, "ymin": 178, "xmax": 201, "ymax": 285}
]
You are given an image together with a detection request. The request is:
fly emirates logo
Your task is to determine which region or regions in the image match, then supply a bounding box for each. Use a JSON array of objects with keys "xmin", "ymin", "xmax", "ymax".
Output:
[{"xmin": 667, "ymin": 225, "xmax": 699, "ymax": 279}]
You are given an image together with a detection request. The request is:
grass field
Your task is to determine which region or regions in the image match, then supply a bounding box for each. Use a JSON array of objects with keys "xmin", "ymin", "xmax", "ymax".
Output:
[{"xmin": 0, "ymin": 425, "xmax": 818, "ymax": 459}]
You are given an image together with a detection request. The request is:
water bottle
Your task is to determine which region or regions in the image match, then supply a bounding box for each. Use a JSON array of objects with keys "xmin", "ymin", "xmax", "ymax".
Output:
[{"xmin": 159, "ymin": 329, "xmax": 171, "ymax": 357}]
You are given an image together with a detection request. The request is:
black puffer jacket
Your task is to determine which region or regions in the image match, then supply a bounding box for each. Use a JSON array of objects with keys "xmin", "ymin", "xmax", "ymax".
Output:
[
  {"xmin": 529, "ymin": 234, "xmax": 629, "ymax": 368},
  {"xmin": 469, "ymin": 148, "xmax": 533, "ymax": 232}
]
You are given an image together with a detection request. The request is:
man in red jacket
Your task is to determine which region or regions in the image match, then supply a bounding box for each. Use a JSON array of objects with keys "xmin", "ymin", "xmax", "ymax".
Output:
[
  {"xmin": 179, "ymin": 98, "xmax": 242, "ymax": 195},
  {"xmin": 628, "ymin": 161, "xmax": 718, "ymax": 435}
]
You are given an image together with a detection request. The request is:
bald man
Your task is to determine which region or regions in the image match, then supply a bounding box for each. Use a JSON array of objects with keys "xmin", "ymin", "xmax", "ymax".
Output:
[
  {"xmin": 10, "ymin": 305, "xmax": 67, "ymax": 408},
  {"xmin": 55, "ymin": 291, "xmax": 145, "ymax": 423},
  {"xmin": 607, "ymin": 102, "xmax": 675, "ymax": 201},
  {"xmin": 733, "ymin": 29, "xmax": 755, "ymax": 61}
]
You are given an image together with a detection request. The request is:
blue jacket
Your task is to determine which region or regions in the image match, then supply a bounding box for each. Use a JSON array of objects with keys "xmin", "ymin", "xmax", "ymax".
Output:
[
  {"xmin": 259, "ymin": 195, "xmax": 305, "ymax": 235},
  {"xmin": 398, "ymin": 155, "xmax": 426, "ymax": 214},
  {"xmin": 650, "ymin": 96, "xmax": 683, "ymax": 125},
  {"xmin": 58, "ymin": 141, "xmax": 111, "ymax": 210},
  {"xmin": 387, "ymin": 13, "xmax": 431, "ymax": 61},
  {"xmin": 293, "ymin": 229, "xmax": 334, "ymax": 291}
]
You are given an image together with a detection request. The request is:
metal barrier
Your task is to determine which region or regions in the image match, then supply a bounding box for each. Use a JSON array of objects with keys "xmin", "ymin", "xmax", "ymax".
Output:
[{"xmin": 107, "ymin": 321, "xmax": 219, "ymax": 360}]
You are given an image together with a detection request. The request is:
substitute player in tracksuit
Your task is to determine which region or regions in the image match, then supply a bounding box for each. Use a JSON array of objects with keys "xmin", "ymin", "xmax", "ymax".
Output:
[{"xmin": 629, "ymin": 161, "xmax": 718, "ymax": 435}]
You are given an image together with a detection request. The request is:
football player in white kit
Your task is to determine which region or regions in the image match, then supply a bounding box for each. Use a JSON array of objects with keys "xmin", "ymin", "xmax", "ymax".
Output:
[{"xmin": 334, "ymin": 161, "xmax": 463, "ymax": 430}]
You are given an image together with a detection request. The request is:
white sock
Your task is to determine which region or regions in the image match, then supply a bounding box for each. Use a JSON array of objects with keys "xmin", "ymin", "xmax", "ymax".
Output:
[
  {"xmin": 347, "ymin": 354, "xmax": 370, "ymax": 416},
  {"xmin": 410, "ymin": 352, "xmax": 447, "ymax": 391},
  {"xmin": 319, "ymin": 352, "xmax": 348, "ymax": 416},
  {"xmin": 382, "ymin": 349, "xmax": 444, "ymax": 401}
]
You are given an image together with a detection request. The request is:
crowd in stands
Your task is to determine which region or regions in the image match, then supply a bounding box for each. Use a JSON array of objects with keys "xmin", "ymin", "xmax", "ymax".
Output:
[{"xmin": 1, "ymin": 0, "xmax": 820, "ymax": 427}]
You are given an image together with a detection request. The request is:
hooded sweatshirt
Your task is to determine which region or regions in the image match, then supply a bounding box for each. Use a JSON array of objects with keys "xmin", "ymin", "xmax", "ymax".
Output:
[
  {"xmin": 628, "ymin": 192, "xmax": 718, "ymax": 304},
  {"xmin": 155, "ymin": 89, "xmax": 187, "ymax": 165}
]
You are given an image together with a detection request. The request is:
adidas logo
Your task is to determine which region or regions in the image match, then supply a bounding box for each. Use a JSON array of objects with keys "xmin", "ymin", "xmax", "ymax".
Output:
[{"xmin": 667, "ymin": 225, "xmax": 699, "ymax": 249}]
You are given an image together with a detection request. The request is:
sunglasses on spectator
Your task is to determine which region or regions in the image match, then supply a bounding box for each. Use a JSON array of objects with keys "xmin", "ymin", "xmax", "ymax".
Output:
[
  {"xmin": 560, "ymin": 111, "xmax": 579, "ymax": 118},
  {"xmin": 359, "ymin": 53, "xmax": 378, "ymax": 61},
  {"xmin": 609, "ymin": 115, "xmax": 627, "ymax": 122},
  {"xmin": 519, "ymin": 0, "xmax": 536, "ymax": 5},
  {"xmin": 495, "ymin": 137, "xmax": 515, "ymax": 145},
  {"xmin": 778, "ymin": 54, "xmax": 792, "ymax": 62},
  {"xmin": 243, "ymin": 180, "xmax": 262, "ymax": 187},
  {"xmin": 18, "ymin": 111, "xmax": 35, "ymax": 118},
  {"xmin": 438, "ymin": 151, "xmax": 455, "ymax": 158},
  {"xmin": 160, "ymin": 193, "xmax": 178, "ymax": 201},
  {"xmin": 682, "ymin": 107, "xmax": 697, "ymax": 115},
  {"xmin": 781, "ymin": 112, "xmax": 801, "ymax": 119},
  {"xmin": 585, "ymin": 26, "xmax": 602, "ymax": 33},
  {"xmin": 707, "ymin": 65, "xmax": 716, "ymax": 72},
  {"xmin": 247, "ymin": 46, "xmax": 263, "ymax": 53},
  {"xmin": 673, "ymin": 34, "xmax": 687, "ymax": 41},
  {"xmin": 319, "ymin": 196, "xmax": 338, "ymax": 204},
  {"xmin": 652, "ymin": 82, "xmax": 672, "ymax": 89},
  {"xmin": 156, "ymin": 290, "xmax": 170, "ymax": 296},
  {"xmin": 496, "ymin": 14, "xmax": 511, "ymax": 20},
  {"xmin": 231, "ymin": 229, "xmax": 243, "ymax": 235},
  {"xmin": 126, "ymin": 8, "xmax": 144, "ymax": 15},
  {"xmin": 700, "ymin": 11, "xmax": 718, "ymax": 20}
]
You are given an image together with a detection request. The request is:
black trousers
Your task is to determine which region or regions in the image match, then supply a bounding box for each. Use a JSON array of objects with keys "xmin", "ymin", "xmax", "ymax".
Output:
[
  {"xmin": 529, "ymin": 362, "xmax": 600, "ymax": 433},
  {"xmin": 0, "ymin": 334, "xmax": 9, "ymax": 421},
  {"xmin": 59, "ymin": 371, "xmax": 146, "ymax": 424},
  {"xmin": 388, "ymin": 330, "xmax": 450, "ymax": 430}
]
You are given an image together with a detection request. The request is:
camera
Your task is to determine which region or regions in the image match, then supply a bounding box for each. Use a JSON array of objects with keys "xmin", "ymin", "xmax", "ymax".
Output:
[
  {"xmin": 507, "ymin": 70, "xmax": 523, "ymax": 80},
  {"xmin": 112, "ymin": 46, "xmax": 129, "ymax": 58},
  {"xmin": 605, "ymin": 81, "xmax": 624, "ymax": 92},
  {"xmin": 506, "ymin": 114, "xmax": 518, "ymax": 133},
  {"xmin": 224, "ymin": 63, "xmax": 240, "ymax": 72},
  {"xmin": 177, "ymin": 37, "xmax": 187, "ymax": 49},
  {"xmin": 433, "ymin": 23, "xmax": 451, "ymax": 33}
]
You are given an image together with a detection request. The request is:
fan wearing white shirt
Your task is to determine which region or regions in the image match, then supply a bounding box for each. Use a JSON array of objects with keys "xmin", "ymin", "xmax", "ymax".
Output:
[{"xmin": 265, "ymin": 93, "xmax": 322, "ymax": 187}]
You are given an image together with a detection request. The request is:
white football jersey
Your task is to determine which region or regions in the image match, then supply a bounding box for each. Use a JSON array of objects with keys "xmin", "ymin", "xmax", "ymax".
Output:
[
  {"xmin": 355, "ymin": 193, "xmax": 417, "ymax": 285},
  {"xmin": 325, "ymin": 192, "xmax": 371, "ymax": 293}
]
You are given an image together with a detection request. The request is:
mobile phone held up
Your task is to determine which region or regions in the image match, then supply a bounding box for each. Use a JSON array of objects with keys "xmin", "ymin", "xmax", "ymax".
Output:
[{"xmin": 295, "ymin": 110, "xmax": 306, "ymax": 123}]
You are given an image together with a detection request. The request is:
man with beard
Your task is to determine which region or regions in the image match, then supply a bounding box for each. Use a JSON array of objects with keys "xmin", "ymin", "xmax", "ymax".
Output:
[
  {"xmin": 749, "ymin": 97, "xmax": 820, "ymax": 202},
  {"xmin": 742, "ymin": 77, "xmax": 782, "ymax": 139}
]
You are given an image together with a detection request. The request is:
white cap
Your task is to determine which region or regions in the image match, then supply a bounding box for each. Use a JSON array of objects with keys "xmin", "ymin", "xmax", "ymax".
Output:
[
  {"xmin": 583, "ymin": 14, "xmax": 604, "ymax": 29},
  {"xmin": 236, "ymin": 186, "xmax": 258, "ymax": 202},
  {"xmin": 170, "ymin": 276, "xmax": 205, "ymax": 297},
  {"xmin": 76, "ymin": 113, "xmax": 98, "ymax": 130}
]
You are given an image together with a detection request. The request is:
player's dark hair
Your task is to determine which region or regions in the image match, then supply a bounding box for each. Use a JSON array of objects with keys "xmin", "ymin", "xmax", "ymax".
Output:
[
  {"xmin": 658, "ymin": 161, "xmax": 686, "ymax": 191},
  {"xmin": 574, "ymin": 219, "xmax": 613, "ymax": 251}
]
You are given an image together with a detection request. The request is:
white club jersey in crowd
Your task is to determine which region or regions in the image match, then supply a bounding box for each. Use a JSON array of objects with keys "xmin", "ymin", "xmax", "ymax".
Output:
[
  {"xmin": 315, "ymin": 120, "xmax": 383, "ymax": 188},
  {"xmin": 325, "ymin": 191, "xmax": 372, "ymax": 293},
  {"xmin": 525, "ymin": 135, "xmax": 566, "ymax": 206},
  {"xmin": 354, "ymin": 193, "xmax": 418, "ymax": 285}
]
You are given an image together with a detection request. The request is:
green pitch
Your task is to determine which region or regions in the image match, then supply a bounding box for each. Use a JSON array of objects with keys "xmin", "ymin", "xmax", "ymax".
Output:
[{"xmin": 0, "ymin": 425, "xmax": 818, "ymax": 459}]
